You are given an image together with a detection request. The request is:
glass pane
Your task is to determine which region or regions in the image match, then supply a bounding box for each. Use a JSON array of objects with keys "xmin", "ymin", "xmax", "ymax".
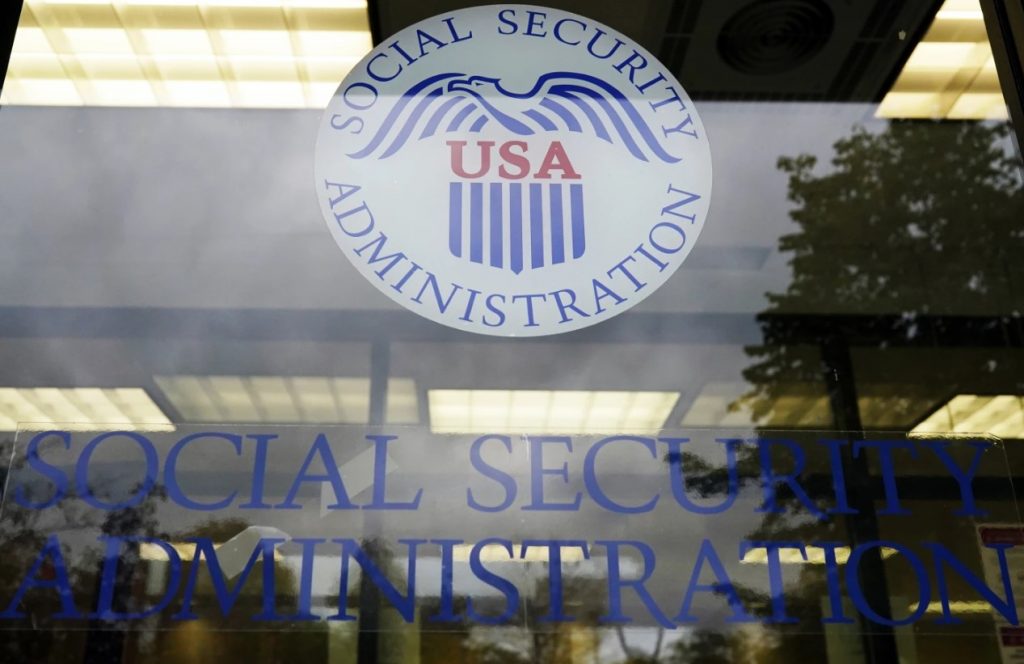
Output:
[{"xmin": 2, "ymin": 0, "xmax": 1024, "ymax": 661}]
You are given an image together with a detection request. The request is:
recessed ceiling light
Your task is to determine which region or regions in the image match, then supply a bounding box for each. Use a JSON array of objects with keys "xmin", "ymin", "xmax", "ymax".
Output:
[
  {"xmin": 0, "ymin": 387, "xmax": 173, "ymax": 432},
  {"xmin": 5, "ymin": 0, "xmax": 371, "ymax": 108},
  {"xmin": 878, "ymin": 0, "xmax": 1009, "ymax": 120},
  {"xmin": 912, "ymin": 394, "xmax": 1024, "ymax": 438},
  {"xmin": 427, "ymin": 389, "xmax": 679, "ymax": 434},
  {"xmin": 154, "ymin": 375, "xmax": 419, "ymax": 424}
]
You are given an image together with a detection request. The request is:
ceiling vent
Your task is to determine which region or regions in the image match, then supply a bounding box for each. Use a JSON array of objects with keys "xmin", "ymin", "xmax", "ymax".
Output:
[
  {"xmin": 717, "ymin": 0, "xmax": 835, "ymax": 75},
  {"xmin": 661, "ymin": 0, "xmax": 942, "ymax": 101}
]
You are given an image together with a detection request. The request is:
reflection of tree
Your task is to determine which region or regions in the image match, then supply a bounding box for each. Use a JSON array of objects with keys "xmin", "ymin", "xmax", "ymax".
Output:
[
  {"xmin": 506, "ymin": 576, "xmax": 603, "ymax": 664},
  {"xmin": 745, "ymin": 121, "xmax": 1024, "ymax": 421},
  {"xmin": 743, "ymin": 120, "xmax": 1024, "ymax": 663},
  {"xmin": 145, "ymin": 516, "xmax": 321, "ymax": 664},
  {"xmin": 0, "ymin": 438, "xmax": 170, "ymax": 664},
  {"xmin": 419, "ymin": 563, "xmax": 606, "ymax": 664},
  {"xmin": 664, "ymin": 629, "xmax": 733, "ymax": 663},
  {"xmin": 0, "ymin": 442, "xmax": 320, "ymax": 664},
  {"xmin": 521, "ymin": 571, "xmax": 604, "ymax": 664},
  {"xmin": 615, "ymin": 624, "xmax": 663, "ymax": 663},
  {"xmin": 0, "ymin": 438, "xmax": 98, "ymax": 663},
  {"xmin": 672, "ymin": 120, "xmax": 1024, "ymax": 663}
]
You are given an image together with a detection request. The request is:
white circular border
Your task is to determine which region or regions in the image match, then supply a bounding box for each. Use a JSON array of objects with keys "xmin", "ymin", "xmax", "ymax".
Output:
[{"xmin": 315, "ymin": 4, "xmax": 712, "ymax": 337}]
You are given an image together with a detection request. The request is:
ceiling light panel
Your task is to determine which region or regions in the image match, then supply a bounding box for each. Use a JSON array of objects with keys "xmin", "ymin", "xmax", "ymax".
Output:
[
  {"xmin": 878, "ymin": 0, "xmax": 1009, "ymax": 120},
  {"xmin": 4, "ymin": 0, "xmax": 371, "ymax": 108},
  {"xmin": 680, "ymin": 382, "xmax": 832, "ymax": 429},
  {"xmin": 452, "ymin": 543, "xmax": 588, "ymax": 563},
  {"xmin": 912, "ymin": 394, "xmax": 1024, "ymax": 439},
  {"xmin": 0, "ymin": 387, "xmax": 174, "ymax": 432},
  {"xmin": 740, "ymin": 545, "xmax": 898, "ymax": 565},
  {"xmin": 427, "ymin": 390, "xmax": 679, "ymax": 434},
  {"xmin": 154, "ymin": 375, "xmax": 419, "ymax": 424}
]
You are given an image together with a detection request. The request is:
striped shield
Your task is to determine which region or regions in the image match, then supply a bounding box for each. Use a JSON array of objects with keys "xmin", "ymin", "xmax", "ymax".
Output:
[{"xmin": 448, "ymin": 182, "xmax": 586, "ymax": 273}]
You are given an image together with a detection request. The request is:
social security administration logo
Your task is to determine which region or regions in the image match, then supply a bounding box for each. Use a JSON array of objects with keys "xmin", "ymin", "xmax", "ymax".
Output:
[{"xmin": 314, "ymin": 5, "xmax": 711, "ymax": 336}]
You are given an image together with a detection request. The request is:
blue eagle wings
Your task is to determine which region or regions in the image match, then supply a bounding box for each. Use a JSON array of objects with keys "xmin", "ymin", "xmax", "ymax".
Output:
[{"xmin": 348, "ymin": 71, "xmax": 681, "ymax": 164}]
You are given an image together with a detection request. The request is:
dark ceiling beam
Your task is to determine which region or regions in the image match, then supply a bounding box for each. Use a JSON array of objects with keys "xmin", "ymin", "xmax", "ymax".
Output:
[
  {"xmin": 981, "ymin": 0, "xmax": 1024, "ymax": 154},
  {"xmin": 367, "ymin": 0, "xmax": 384, "ymax": 45},
  {"xmin": 0, "ymin": 0, "xmax": 24, "ymax": 99}
]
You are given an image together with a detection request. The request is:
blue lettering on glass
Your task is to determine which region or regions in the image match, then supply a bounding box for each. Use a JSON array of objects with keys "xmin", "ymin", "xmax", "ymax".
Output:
[
  {"xmin": 523, "ymin": 435, "xmax": 583, "ymax": 511},
  {"xmin": 676, "ymin": 539, "xmax": 755, "ymax": 624},
  {"xmin": 739, "ymin": 541, "xmax": 807, "ymax": 623},
  {"xmin": 756, "ymin": 438, "xmax": 826, "ymax": 520},
  {"xmin": 431, "ymin": 539, "xmax": 465, "ymax": 623},
  {"xmin": 663, "ymin": 437, "xmax": 741, "ymax": 515},
  {"xmin": 846, "ymin": 541, "xmax": 930, "ymax": 626},
  {"xmin": 598, "ymin": 539, "xmax": 674, "ymax": 628},
  {"xmin": 164, "ymin": 432, "xmax": 242, "ymax": 511},
  {"xmin": 467, "ymin": 538, "xmax": 520, "ymax": 624},
  {"xmin": 927, "ymin": 541, "xmax": 1018, "ymax": 624},
  {"xmin": 520, "ymin": 540, "xmax": 590, "ymax": 621},
  {"xmin": 330, "ymin": 539, "xmax": 424, "ymax": 623},
  {"xmin": 0, "ymin": 535, "xmax": 81, "ymax": 619},
  {"xmin": 1, "ymin": 431, "xmax": 1016, "ymax": 628},
  {"xmin": 922, "ymin": 439, "xmax": 990, "ymax": 517},
  {"xmin": 275, "ymin": 433, "xmax": 355, "ymax": 511},
  {"xmin": 76, "ymin": 431, "xmax": 159, "ymax": 510},
  {"xmin": 467, "ymin": 434, "xmax": 518, "ymax": 512},
  {"xmin": 365, "ymin": 434, "xmax": 424, "ymax": 510},
  {"xmin": 852, "ymin": 440, "xmax": 917, "ymax": 516},
  {"xmin": 583, "ymin": 436, "xmax": 659, "ymax": 513},
  {"xmin": 15, "ymin": 430, "xmax": 71, "ymax": 509},
  {"xmin": 93, "ymin": 536, "xmax": 182, "ymax": 620},
  {"xmin": 173, "ymin": 537, "xmax": 287, "ymax": 621}
]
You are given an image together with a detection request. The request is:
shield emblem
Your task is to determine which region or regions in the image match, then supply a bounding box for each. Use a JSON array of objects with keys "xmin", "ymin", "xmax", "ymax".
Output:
[{"xmin": 448, "ymin": 181, "xmax": 586, "ymax": 273}]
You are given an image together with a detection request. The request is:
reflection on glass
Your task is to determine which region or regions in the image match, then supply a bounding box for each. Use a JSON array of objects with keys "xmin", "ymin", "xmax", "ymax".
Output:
[
  {"xmin": 0, "ymin": 387, "xmax": 173, "ymax": 432},
  {"xmin": 878, "ymin": 0, "xmax": 1007, "ymax": 120},
  {"xmin": 154, "ymin": 376, "xmax": 419, "ymax": 424},
  {"xmin": 913, "ymin": 394, "xmax": 1024, "ymax": 439},
  {"xmin": 428, "ymin": 390, "xmax": 679, "ymax": 434},
  {"xmin": 1, "ymin": 0, "xmax": 373, "ymax": 109},
  {"xmin": 0, "ymin": 427, "xmax": 1019, "ymax": 664}
]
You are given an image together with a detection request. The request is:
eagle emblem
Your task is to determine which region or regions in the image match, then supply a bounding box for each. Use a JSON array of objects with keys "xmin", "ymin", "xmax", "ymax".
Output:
[
  {"xmin": 349, "ymin": 71, "xmax": 681, "ymax": 164},
  {"xmin": 348, "ymin": 72, "xmax": 679, "ymax": 273}
]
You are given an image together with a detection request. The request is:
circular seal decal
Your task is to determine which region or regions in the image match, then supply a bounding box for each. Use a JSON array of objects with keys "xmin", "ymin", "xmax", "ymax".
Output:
[{"xmin": 315, "ymin": 5, "xmax": 712, "ymax": 336}]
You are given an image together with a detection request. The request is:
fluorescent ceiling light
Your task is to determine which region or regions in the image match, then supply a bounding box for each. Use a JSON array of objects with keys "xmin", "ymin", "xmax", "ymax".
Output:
[
  {"xmin": 140, "ymin": 540, "xmax": 283, "ymax": 562},
  {"xmin": 12, "ymin": 27, "xmax": 52, "ymax": 54},
  {"xmin": 936, "ymin": 0, "xmax": 986, "ymax": 21},
  {"xmin": 162, "ymin": 79, "xmax": 232, "ymax": 106},
  {"xmin": 235, "ymin": 80, "xmax": 305, "ymax": 107},
  {"xmin": 452, "ymin": 543, "xmax": 588, "ymax": 564},
  {"xmin": 904, "ymin": 42, "xmax": 984, "ymax": 71},
  {"xmin": 154, "ymin": 375, "xmax": 419, "ymax": 424},
  {"xmin": 912, "ymin": 600, "xmax": 993, "ymax": 614},
  {"xmin": 680, "ymin": 382, "xmax": 832, "ymax": 429},
  {"xmin": 90, "ymin": 79, "xmax": 159, "ymax": 105},
  {"xmin": 878, "ymin": 0, "xmax": 1009, "ymax": 120},
  {"xmin": 427, "ymin": 390, "xmax": 679, "ymax": 435},
  {"xmin": 3, "ymin": 78, "xmax": 84, "ymax": 105},
  {"xmin": 937, "ymin": 10, "xmax": 986, "ymax": 20},
  {"xmin": 0, "ymin": 387, "xmax": 173, "ymax": 432},
  {"xmin": 741, "ymin": 546, "xmax": 898, "ymax": 565},
  {"xmin": 682, "ymin": 382, "xmax": 941, "ymax": 430},
  {"xmin": 5, "ymin": 0, "xmax": 371, "ymax": 108},
  {"xmin": 911, "ymin": 394, "xmax": 1024, "ymax": 439},
  {"xmin": 297, "ymin": 30, "xmax": 369, "ymax": 57},
  {"xmin": 140, "ymin": 29, "xmax": 214, "ymax": 56},
  {"xmin": 63, "ymin": 27, "xmax": 136, "ymax": 56},
  {"xmin": 947, "ymin": 92, "xmax": 1008, "ymax": 119},
  {"xmin": 219, "ymin": 29, "xmax": 294, "ymax": 57},
  {"xmin": 37, "ymin": 1, "xmax": 366, "ymax": 7}
]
